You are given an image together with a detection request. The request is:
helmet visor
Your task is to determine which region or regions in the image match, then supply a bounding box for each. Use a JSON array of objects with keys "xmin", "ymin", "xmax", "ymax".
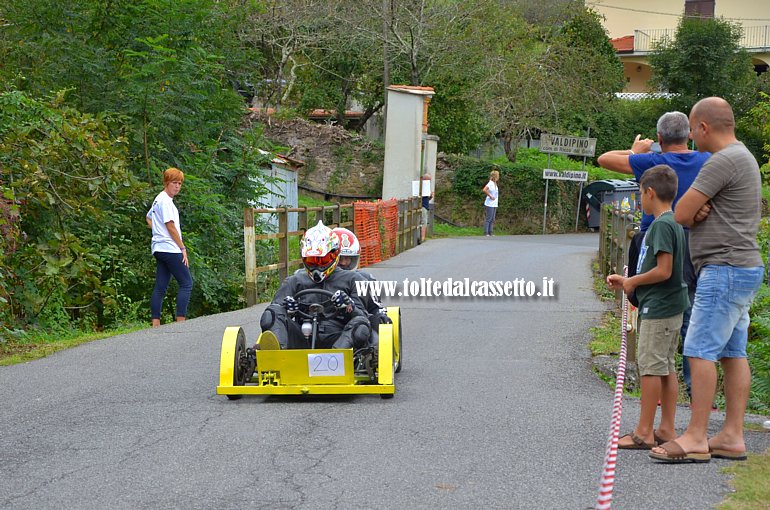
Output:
[{"xmin": 304, "ymin": 251, "xmax": 337, "ymax": 268}]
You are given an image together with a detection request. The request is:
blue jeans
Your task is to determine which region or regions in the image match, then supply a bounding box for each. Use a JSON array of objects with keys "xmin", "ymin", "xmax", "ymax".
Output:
[
  {"xmin": 151, "ymin": 251, "xmax": 193, "ymax": 319},
  {"xmin": 683, "ymin": 265, "xmax": 764, "ymax": 361},
  {"xmin": 484, "ymin": 206, "xmax": 497, "ymax": 235},
  {"xmin": 681, "ymin": 301, "xmax": 693, "ymax": 395}
]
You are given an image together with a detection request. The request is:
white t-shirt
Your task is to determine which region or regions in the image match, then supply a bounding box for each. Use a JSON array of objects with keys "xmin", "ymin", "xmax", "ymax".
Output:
[
  {"xmin": 484, "ymin": 181, "xmax": 498, "ymax": 207},
  {"xmin": 147, "ymin": 190, "xmax": 182, "ymax": 254}
]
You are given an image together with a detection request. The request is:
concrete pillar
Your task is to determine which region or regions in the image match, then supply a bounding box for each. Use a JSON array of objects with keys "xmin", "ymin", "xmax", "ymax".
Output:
[
  {"xmin": 382, "ymin": 86, "xmax": 435, "ymax": 200},
  {"xmin": 423, "ymin": 134, "xmax": 439, "ymax": 181}
]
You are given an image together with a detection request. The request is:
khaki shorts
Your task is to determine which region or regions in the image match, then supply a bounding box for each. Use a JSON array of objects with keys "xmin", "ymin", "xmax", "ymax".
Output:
[
  {"xmin": 637, "ymin": 313, "xmax": 683, "ymax": 376},
  {"xmin": 420, "ymin": 207, "xmax": 429, "ymax": 225}
]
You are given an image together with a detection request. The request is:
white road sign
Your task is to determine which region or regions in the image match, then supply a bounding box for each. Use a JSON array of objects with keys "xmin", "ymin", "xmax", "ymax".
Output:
[
  {"xmin": 542, "ymin": 169, "xmax": 588, "ymax": 182},
  {"xmin": 540, "ymin": 134, "xmax": 597, "ymax": 157}
]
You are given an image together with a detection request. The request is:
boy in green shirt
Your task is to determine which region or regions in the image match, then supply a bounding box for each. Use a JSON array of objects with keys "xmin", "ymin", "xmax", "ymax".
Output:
[{"xmin": 607, "ymin": 165, "xmax": 690, "ymax": 449}]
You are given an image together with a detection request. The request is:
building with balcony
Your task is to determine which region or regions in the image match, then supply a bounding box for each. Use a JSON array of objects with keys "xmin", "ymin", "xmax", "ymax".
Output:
[{"xmin": 590, "ymin": 0, "xmax": 770, "ymax": 92}]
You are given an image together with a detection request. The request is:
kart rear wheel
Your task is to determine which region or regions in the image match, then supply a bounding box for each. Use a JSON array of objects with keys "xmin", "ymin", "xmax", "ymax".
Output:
[
  {"xmin": 227, "ymin": 328, "xmax": 249, "ymax": 400},
  {"xmin": 381, "ymin": 340, "xmax": 396, "ymax": 400},
  {"xmin": 394, "ymin": 309, "xmax": 403, "ymax": 373},
  {"xmin": 380, "ymin": 347, "xmax": 398, "ymax": 400},
  {"xmin": 386, "ymin": 307, "xmax": 402, "ymax": 374}
]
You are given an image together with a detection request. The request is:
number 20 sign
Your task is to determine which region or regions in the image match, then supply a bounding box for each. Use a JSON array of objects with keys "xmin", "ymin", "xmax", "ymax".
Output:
[{"xmin": 307, "ymin": 353, "xmax": 346, "ymax": 377}]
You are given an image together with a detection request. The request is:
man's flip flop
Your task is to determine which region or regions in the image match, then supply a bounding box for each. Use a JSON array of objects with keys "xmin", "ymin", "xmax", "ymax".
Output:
[
  {"xmin": 649, "ymin": 440, "xmax": 711, "ymax": 463},
  {"xmin": 709, "ymin": 448, "xmax": 748, "ymax": 461},
  {"xmin": 618, "ymin": 433, "xmax": 655, "ymax": 450}
]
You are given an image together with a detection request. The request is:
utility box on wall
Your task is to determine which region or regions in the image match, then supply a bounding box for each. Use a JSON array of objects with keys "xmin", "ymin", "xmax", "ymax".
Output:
[{"xmin": 382, "ymin": 85, "xmax": 435, "ymax": 200}]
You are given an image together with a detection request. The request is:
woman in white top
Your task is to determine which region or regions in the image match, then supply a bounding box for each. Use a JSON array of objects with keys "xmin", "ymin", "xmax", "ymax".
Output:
[
  {"xmin": 483, "ymin": 169, "xmax": 500, "ymax": 236},
  {"xmin": 146, "ymin": 168, "xmax": 193, "ymax": 327}
]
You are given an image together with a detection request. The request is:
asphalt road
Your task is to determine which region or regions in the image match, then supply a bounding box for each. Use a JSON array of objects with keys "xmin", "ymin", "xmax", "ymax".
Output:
[{"xmin": 1, "ymin": 233, "xmax": 769, "ymax": 509}]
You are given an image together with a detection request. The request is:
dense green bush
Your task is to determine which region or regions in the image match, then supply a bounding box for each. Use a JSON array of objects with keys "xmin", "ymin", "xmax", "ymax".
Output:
[
  {"xmin": 0, "ymin": 89, "xmax": 274, "ymax": 334},
  {"xmin": 0, "ymin": 0, "xmax": 279, "ymax": 334},
  {"xmin": 590, "ymin": 98, "xmax": 673, "ymax": 160},
  {"xmin": 0, "ymin": 91, "xmax": 145, "ymax": 331},
  {"xmin": 748, "ymin": 217, "xmax": 770, "ymax": 412}
]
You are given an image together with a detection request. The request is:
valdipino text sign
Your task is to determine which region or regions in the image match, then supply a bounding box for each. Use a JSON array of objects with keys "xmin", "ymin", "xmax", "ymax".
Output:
[
  {"xmin": 540, "ymin": 134, "xmax": 597, "ymax": 157},
  {"xmin": 542, "ymin": 169, "xmax": 588, "ymax": 182}
]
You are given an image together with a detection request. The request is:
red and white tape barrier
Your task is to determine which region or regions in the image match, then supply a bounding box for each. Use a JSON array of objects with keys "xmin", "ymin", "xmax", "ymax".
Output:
[{"xmin": 595, "ymin": 266, "xmax": 630, "ymax": 510}]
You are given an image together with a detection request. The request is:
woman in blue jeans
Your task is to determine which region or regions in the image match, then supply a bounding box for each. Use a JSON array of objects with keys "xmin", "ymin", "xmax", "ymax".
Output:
[
  {"xmin": 146, "ymin": 168, "xmax": 193, "ymax": 327},
  {"xmin": 482, "ymin": 169, "xmax": 499, "ymax": 236}
]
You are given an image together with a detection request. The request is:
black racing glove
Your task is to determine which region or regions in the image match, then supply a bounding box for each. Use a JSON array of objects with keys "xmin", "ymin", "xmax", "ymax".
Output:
[
  {"xmin": 283, "ymin": 296, "xmax": 299, "ymax": 314},
  {"xmin": 331, "ymin": 290, "xmax": 352, "ymax": 310},
  {"xmin": 378, "ymin": 308, "xmax": 392, "ymax": 324}
]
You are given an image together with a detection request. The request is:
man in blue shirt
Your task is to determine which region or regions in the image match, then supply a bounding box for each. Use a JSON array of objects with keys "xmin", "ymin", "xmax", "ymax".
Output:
[
  {"xmin": 598, "ymin": 111, "xmax": 711, "ymax": 406},
  {"xmin": 598, "ymin": 111, "xmax": 711, "ymax": 231}
]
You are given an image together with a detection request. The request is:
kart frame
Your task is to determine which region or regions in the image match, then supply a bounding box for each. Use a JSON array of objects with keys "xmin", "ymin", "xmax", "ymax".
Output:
[{"xmin": 217, "ymin": 306, "xmax": 401, "ymax": 399}]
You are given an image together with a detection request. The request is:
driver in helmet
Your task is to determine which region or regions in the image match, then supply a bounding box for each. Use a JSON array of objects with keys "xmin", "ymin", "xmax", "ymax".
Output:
[
  {"xmin": 332, "ymin": 228, "xmax": 392, "ymax": 339},
  {"xmin": 259, "ymin": 221, "xmax": 372, "ymax": 350}
]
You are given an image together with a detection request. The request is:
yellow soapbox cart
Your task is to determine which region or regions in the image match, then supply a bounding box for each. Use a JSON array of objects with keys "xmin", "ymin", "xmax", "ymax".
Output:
[{"xmin": 217, "ymin": 289, "xmax": 401, "ymax": 400}]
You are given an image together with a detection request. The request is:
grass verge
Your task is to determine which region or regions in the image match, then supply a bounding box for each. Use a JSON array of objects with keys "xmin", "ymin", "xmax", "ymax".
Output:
[
  {"xmin": 0, "ymin": 324, "xmax": 145, "ymax": 366},
  {"xmin": 433, "ymin": 223, "xmax": 507, "ymax": 237},
  {"xmin": 718, "ymin": 445, "xmax": 770, "ymax": 510}
]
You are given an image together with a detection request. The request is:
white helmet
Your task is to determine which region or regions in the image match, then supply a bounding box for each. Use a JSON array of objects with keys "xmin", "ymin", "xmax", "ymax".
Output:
[
  {"xmin": 332, "ymin": 227, "xmax": 360, "ymax": 270},
  {"xmin": 301, "ymin": 221, "xmax": 340, "ymax": 283}
]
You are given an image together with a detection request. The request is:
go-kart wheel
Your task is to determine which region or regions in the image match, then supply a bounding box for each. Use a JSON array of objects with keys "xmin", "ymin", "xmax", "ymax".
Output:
[
  {"xmin": 381, "ymin": 340, "xmax": 396, "ymax": 400},
  {"xmin": 394, "ymin": 309, "xmax": 402, "ymax": 373},
  {"xmin": 386, "ymin": 307, "xmax": 402, "ymax": 374},
  {"xmin": 227, "ymin": 328, "xmax": 249, "ymax": 400}
]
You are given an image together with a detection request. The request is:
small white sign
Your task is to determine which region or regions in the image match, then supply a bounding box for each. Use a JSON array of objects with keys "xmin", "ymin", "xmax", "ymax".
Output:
[
  {"xmin": 542, "ymin": 169, "xmax": 588, "ymax": 182},
  {"xmin": 411, "ymin": 180, "xmax": 420, "ymax": 197},
  {"xmin": 421, "ymin": 180, "xmax": 431, "ymax": 197},
  {"xmin": 308, "ymin": 353, "xmax": 345, "ymax": 377}
]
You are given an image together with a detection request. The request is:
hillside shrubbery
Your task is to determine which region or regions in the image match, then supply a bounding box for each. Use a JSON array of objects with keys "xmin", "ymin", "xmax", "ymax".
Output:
[{"xmin": 435, "ymin": 149, "xmax": 627, "ymax": 233}]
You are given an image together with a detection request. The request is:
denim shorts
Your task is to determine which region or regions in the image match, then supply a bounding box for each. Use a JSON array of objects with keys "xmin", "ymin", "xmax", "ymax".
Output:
[{"xmin": 683, "ymin": 264, "xmax": 764, "ymax": 362}]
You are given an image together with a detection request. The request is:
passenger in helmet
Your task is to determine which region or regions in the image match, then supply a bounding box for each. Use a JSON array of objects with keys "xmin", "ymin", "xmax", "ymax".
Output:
[
  {"xmin": 259, "ymin": 221, "xmax": 372, "ymax": 350},
  {"xmin": 332, "ymin": 228, "xmax": 392, "ymax": 344},
  {"xmin": 334, "ymin": 227, "xmax": 361, "ymax": 271}
]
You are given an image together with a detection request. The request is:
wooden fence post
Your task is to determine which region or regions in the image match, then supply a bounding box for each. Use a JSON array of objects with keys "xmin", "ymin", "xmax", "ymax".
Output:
[
  {"xmin": 298, "ymin": 206, "xmax": 308, "ymax": 233},
  {"xmin": 397, "ymin": 200, "xmax": 405, "ymax": 254},
  {"xmin": 599, "ymin": 204, "xmax": 607, "ymax": 274},
  {"xmin": 412, "ymin": 197, "xmax": 419, "ymax": 248},
  {"xmin": 244, "ymin": 208, "xmax": 257, "ymax": 307},
  {"xmin": 278, "ymin": 208, "xmax": 289, "ymax": 280},
  {"xmin": 350, "ymin": 203, "xmax": 355, "ymax": 235},
  {"xmin": 332, "ymin": 203, "xmax": 341, "ymax": 227}
]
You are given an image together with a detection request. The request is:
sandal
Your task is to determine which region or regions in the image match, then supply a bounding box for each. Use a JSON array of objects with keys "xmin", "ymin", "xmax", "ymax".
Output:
[
  {"xmin": 653, "ymin": 430, "xmax": 675, "ymax": 445},
  {"xmin": 709, "ymin": 448, "xmax": 747, "ymax": 461},
  {"xmin": 649, "ymin": 440, "xmax": 711, "ymax": 463},
  {"xmin": 618, "ymin": 433, "xmax": 655, "ymax": 450}
]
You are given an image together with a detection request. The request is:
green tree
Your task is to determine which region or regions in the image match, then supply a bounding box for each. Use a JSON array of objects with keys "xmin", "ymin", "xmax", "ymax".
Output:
[
  {"xmin": 0, "ymin": 1, "xmax": 276, "ymax": 329},
  {"xmin": 478, "ymin": 7, "xmax": 623, "ymax": 161},
  {"xmin": 741, "ymin": 91, "xmax": 770, "ymax": 183},
  {"xmin": 0, "ymin": 90, "xmax": 145, "ymax": 330},
  {"xmin": 648, "ymin": 17, "xmax": 757, "ymax": 111}
]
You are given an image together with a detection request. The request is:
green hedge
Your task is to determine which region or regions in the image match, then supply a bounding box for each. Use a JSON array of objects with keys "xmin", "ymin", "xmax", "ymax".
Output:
[{"xmin": 435, "ymin": 150, "xmax": 624, "ymax": 234}]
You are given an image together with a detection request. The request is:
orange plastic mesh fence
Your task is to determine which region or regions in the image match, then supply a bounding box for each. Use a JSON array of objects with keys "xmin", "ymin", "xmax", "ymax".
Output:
[
  {"xmin": 353, "ymin": 201, "xmax": 382, "ymax": 268},
  {"xmin": 379, "ymin": 199, "xmax": 399, "ymax": 260}
]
